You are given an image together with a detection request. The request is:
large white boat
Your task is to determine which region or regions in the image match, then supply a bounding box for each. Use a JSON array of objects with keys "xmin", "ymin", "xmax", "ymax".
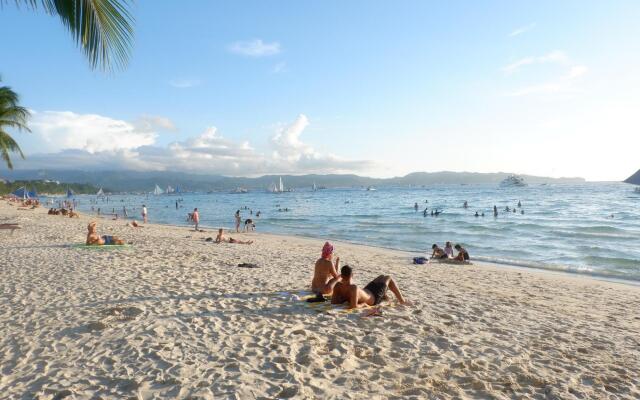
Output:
[{"xmin": 500, "ymin": 175, "xmax": 527, "ymax": 187}]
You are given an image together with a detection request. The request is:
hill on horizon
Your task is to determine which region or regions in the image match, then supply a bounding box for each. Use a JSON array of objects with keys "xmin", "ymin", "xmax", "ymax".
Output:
[{"xmin": 0, "ymin": 170, "xmax": 586, "ymax": 193}]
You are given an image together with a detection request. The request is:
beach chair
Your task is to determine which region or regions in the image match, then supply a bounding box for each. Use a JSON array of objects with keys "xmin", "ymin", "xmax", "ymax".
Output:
[{"xmin": 0, "ymin": 223, "xmax": 22, "ymax": 235}]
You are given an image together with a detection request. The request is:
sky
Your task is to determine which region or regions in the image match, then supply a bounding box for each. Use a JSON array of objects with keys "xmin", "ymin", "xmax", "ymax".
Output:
[{"xmin": 1, "ymin": 1, "xmax": 640, "ymax": 181}]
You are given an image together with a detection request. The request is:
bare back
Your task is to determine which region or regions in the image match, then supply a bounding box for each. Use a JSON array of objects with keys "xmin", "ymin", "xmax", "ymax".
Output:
[
  {"xmin": 331, "ymin": 281, "xmax": 374, "ymax": 308},
  {"xmin": 311, "ymin": 258, "xmax": 337, "ymax": 292}
]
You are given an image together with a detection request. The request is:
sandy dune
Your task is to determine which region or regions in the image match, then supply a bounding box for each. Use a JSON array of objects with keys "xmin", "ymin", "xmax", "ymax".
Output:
[{"xmin": 1, "ymin": 202, "xmax": 639, "ymax": 399}]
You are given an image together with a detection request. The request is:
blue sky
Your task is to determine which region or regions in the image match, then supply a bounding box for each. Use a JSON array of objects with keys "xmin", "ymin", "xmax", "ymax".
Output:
[{"xmin": 1, "ymin": 1, "xmax": 639, "ymax": 180}]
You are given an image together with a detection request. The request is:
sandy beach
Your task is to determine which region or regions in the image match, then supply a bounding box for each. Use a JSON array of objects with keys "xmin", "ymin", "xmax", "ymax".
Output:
[{"xmin": 1, "ymin": 201, "xmax": 639, "ymax": 399}]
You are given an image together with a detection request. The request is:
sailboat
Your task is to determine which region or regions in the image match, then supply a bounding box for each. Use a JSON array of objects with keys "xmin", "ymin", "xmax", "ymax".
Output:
[
  {"xmin": 278, "ymin": 177, "xmax": 284, "ymax": 192},
  {"xmin": 96, "ymin": 188, "xmax": 105, "ymax": 197},
  {"xmin": 312, "ymin": 182, "xmax": 317, "ymax": 191},
  {"xmin": 153, "ymin": 185, "xmax": 163, "ymax": 195},
  {"xmin": 165, "ymin": 185, "xmax": 174, "ymax": 194}
]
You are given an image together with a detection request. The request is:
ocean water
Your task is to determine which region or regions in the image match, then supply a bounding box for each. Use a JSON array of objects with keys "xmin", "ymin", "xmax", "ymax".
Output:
[{"xmin": 66, "ymin": 182, "xmax": 640, "ymax": 282}]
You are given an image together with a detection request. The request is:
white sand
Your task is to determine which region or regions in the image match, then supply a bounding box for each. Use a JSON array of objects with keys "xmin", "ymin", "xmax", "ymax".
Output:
[{"xmin": 1, "ymin": 201, "xmax": 639, "ymax": 399}]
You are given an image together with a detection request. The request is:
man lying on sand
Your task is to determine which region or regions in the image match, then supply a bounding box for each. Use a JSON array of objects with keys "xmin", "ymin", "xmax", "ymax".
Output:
[
  {"xmin": 126, "ymin": 220, "xmax": 143, "ymax": 228},
  {"xmin": 310, "ymin": 242, "xmax": 342, "ymax": 298},
  {"xmin": 86, "ymin": 221, "xmax": 125, "ymax": 245},
  {"xmin": 214, "ymin": 228, "xmax": 253, "ymax": 245},
  {"xmin": 331, "ymin": 265, "xmax": 407, "ymax": 309}
]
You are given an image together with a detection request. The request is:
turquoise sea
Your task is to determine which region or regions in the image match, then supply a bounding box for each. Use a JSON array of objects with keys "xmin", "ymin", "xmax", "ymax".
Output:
[{"xmin": 65, "ymin": 182, "xmax": 640, "ymax": 282}]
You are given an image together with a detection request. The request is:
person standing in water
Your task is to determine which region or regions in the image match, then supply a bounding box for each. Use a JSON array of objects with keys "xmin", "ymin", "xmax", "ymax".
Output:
[
  {"xmin": 142, "ymin": 205, "xmax": 148, "ymax": 223},
  {"xmin": 414, "ymin": 202, "xmax": 419, "ymax": 212},
  {"xmin": 463, "ymin": 201, "xmax": 468, "ymax": 209},
  {"xmin": 235, "ymin": 210, "xmax": 241, "ymax": 233},
  {"xmin": 493, "ymin": 205, "xmax": 498, "ymax": 217},
  {"xmin": 193, "ymin": 208, "xmax": 200, "ymax": 231}
]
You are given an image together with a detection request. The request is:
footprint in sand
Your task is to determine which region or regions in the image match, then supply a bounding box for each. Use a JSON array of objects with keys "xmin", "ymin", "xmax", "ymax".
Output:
[{"xmin": 102, "ymin": 306, "xmax": 144, "ymax": 322}]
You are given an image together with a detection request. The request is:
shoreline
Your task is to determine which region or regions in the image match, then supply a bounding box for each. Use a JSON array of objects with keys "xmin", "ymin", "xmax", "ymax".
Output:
[{"xmin": 75, "ymin": 208, "xmax": 640, "ymax": 287}]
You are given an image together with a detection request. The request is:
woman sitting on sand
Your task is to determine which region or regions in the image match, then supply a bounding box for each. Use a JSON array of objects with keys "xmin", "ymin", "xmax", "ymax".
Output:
[
  {"xmin": 215, "ymin": 228, "xmax": 253, "ymax": 245},
  {"xmin": 431, "ymin": 244, "xmax": 449, "ymax": 259},
  {"xmin": 86, "ymin": 221, "xmax": 125, "ymax": 246}
]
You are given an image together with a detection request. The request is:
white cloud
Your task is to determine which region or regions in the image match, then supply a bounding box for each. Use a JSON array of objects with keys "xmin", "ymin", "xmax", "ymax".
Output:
[
  {"xmin": 508, "ymin": 22, "xmax": 536, "ymax": 37},
  {"xmin": 169, "ymin": 79, "xmax": 201, "ymax": 88},
  {"xmin": 503, "ymin": 50, "xmax": 587, "ymax": 97},
  {"xmin": 272, "ymin": 62, "xmax": 287, "ymax": 74},
  {"xmin": 19, "ymin": 112, "xmax": 374, "ymax": 176},
  {"xmin": 229, "ymin": 39, "xmax": 281, "ymax": 57},
  {"xmin": 30, "ymin": 111, "xmax": 157, "ymax": 153},
  {"xmin": 135, "ymin": 115, "xmax": 178, "ymax": 132},
  {"xmin": 507, "ymin": 64, "xmax": 588, "ymax": 97},
  {"xmin": 502, "ymin": 50, "xmax": 568, "ymax": 74}
]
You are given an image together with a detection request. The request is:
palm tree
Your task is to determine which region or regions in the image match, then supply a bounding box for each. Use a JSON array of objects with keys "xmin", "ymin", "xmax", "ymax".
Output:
[
  {"xmin": 0, "ymin": 78, "xmax": 30, "ymax": 169},
  {"xmin": 0, "ymin": 1, "xmax": 134, "ymax": 169},
  {"xmin": 16, "ymin": 0, "xmax": 135, "ymax": 71}
]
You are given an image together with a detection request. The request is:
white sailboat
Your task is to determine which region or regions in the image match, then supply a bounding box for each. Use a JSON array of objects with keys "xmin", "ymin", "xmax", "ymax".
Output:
[
  {"xmin": 153, "ymin": 185, "xmax": 163, "ymax": 195},
  {"xmin": 165, "ymin": 185, "xmax": 174, "ymax": 194},
  {"xmin": 312, "ymin": 182, "xmax": 317, "ymax": 191},
  {"xmin": 278, "ymin": 177, "xmax": 284, "ymax": 192},
  {"xmin": 96, "ymin": 188, "xmax": 105, "ymax": 197}
]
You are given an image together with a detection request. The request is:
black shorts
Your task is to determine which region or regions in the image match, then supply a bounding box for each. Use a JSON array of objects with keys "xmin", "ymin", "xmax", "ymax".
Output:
[{"xmin": 364, "ymin": 280, "xmax": 388, "ymax": 305}]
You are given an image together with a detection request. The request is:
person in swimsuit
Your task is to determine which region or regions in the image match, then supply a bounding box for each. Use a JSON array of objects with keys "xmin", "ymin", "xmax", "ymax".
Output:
[
  {"xmin": 310, "ymin": 242, "xmax": 341, "ymax": 297},
  {"xmin": 431, "ymin": 244, "xmax": 448, "ymax": 259},
  {"xmin": 235, "ymin": 210, "xmax": 241, "ymax": 232},
  {"xmin": 444, "ymin": 242, "xmax": 454, "ymax": 258},
  {"xmin": 454, "ymin": 244, "xmax": 470, "ymax": 261},
  {"xmin": 215, "ymin": 228, "xmax": 253, "ymax": 244},
  {"xmin": 331, "ymin": 265, "xmax": 407, "ymax": 309},
  {"xmin": 86, "ymin": 221, "xmax": 125, "ymax": 245}
]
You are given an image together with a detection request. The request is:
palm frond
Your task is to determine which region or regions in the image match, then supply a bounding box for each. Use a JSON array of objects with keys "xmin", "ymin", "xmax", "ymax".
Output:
[
  {"xmin": 9, "ymin": 0, "xmax": 134, "ymax": 71},
  {"xmin": 0, "ymin": 130, "xmax": 25, "ymax": 169}
]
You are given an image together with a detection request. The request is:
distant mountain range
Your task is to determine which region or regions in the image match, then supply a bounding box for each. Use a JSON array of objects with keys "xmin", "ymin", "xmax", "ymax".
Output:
[
  {"xmin": 624, "ymin": 169, "xmax": 640, "ymax": 185},
  {"xmin": 0, "ymin": 170, "xmax": 585, "ymax": 193}
]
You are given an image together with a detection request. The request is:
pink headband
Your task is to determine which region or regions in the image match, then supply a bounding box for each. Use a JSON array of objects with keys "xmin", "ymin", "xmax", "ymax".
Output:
[{"xmin": 321, "ymin": 242, "xmax": 334, "ymax": 259}]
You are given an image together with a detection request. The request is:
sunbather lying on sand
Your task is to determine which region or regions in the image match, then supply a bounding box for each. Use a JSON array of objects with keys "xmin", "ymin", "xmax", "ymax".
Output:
[
  {"xmin": 86, "ymin": 221, "xmax": 125, "ymax": 245},
  {"xmin": 310, "ymin": 242, "xmax": 341, "ymax": 297},
  {"xmin": 214, "ymin": 228, "xmax": 253, "ymax": 244},
  {"xmin": 331, "ymin": 265, "xmax": 407, "ymax": 309},
  {"xmin": 126, "ymin": 220, "xmax": 142, "ymax": 228}
]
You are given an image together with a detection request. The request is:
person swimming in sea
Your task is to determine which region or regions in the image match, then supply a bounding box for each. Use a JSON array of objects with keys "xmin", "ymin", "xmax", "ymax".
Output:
[
  {"xmin": 517, "ymin": 200, "xmax": 522, "ymax": 208},
  {"xmin": 475, "ymin": 211, "xmax": 479, "ymax": 217},
  {"xmin": 414, "ymin": 202, "xmax": 419, "ymax": 211},
  {"xmin": 463, "ymin": 201, "xmax": 468, "ymax": 209}
]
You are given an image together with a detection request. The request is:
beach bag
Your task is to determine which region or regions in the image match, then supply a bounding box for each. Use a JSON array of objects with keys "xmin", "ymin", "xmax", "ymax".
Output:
[{"xmin": 413, "ymin": 257, "xmax": 427, "ymax": 265}]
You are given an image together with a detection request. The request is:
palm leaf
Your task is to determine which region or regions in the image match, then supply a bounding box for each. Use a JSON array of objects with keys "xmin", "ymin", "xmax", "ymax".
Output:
[{"xmin": 9, "ymin": 0, "xmax": 134, "ymax": 71}]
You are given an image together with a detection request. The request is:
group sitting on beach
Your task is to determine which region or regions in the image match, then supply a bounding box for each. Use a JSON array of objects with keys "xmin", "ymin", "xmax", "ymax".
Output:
[
  {"xmin": 86, "ymin": 221, "xmax": 125, "ymax": 246},
  {"xmin": 309, "ymin": 242, "xmax": 407, "ymax": 309},
  {"xmin": 431, "ymin": 241, "xmax": 469, "ymax": 262}
]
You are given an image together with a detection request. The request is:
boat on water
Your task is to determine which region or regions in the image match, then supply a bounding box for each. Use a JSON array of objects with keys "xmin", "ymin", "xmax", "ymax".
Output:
[
  {"xmin": 366, "ymin": 186, "xmax": 376, "ymax": 191},
  {"xmin": 153, "ymin": 185, "xmax": 163, "ymax": 195},
  {"xmin": 96, "ymin": 188, "xmax": 105, "ymax": 197},
  {"xmin": 269, "ymin": 177, "xmax": 293, "ymax": 193},
  {"xmin": 230, "ymin": 187, "xmax": 248, "ymax": 193},
  {"xmin": 500, "ymin": 175, "xmax": 527, "ymax": 187}
]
